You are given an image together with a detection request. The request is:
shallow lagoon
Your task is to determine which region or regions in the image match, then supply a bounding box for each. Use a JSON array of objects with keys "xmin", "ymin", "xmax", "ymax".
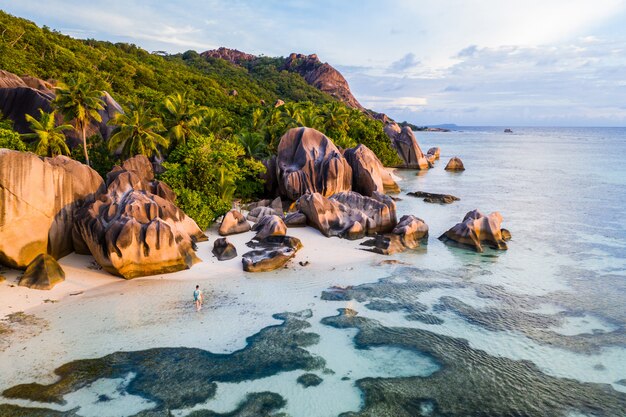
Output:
[{"xmin": 1, "ymin": 127, "xmax": 625, "ymax": 416}]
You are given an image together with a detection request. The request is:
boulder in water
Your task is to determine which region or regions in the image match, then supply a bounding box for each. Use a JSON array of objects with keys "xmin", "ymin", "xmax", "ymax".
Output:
[
  {"xmin": 427, "ymin": 147, "xmax": 441, "ymax": 160},
  {"xmin": 444, "ymin": 157, "xmax": 465, "ymax": 171},
  {"xmin": 361, "ymin": 215, "xmax": 428, "ymax": 255},
  {"xmin": 407, "ymin": 191, "xmax": 459, "ymax": 204},
  {"xmin": 383, "ymin": 123, "xmax": 430, "ymax": 169},
  {"xmin": 18, "ymin": 254, "xmax": 65, "ymax": 290},
  {"xmin": 219, "ymin": 210, "xmax": 251, "ymax": 236},
  {"xmin": 439, "ymin": 209, "xmax": 510, "ymax": 252}
]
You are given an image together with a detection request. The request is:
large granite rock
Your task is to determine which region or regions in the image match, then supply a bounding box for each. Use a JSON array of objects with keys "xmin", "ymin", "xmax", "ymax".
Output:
[
  {"xmin": 445, "ymin": 157, "xmax": 465, "ymax": 171},
  {"xmin": 297, "ymin": 191, "xmax": 396, "ymax": 240},
  {"xmin": 427, "ymin": 147, "xmax": 441, "ymax": 160},
  {"xmin": 0, "ymin": 70, "xmax": 122, "ymax": 147},
  {"xmin": 439, "ymin": 210, "xmax": 510, "ymax": 252},
  {"xmin": 74, "ymin": 155, "xmax": 207, "ymax": 278},
  {"xmin": 276, "ymin": 127, "xmax": 352, "ymax": 201},
  {"xmin": 219, "ymin": 210, "xmax": 251, "ymax": 236},
  {"xmin": 0, "ymin": 150, "xmax": 104, "ymax": 269},
  {"xmin": 252, "ymin": 215, "xmax": 287, "ymax": 240},
  {"xmin": 383, "ymin": 123, "xmax": 430, "ymax": 169},
  {"xmin": 212, "ymin": 238, "xmax": 237, "ymax": 261},
  {"xmin": 344, "ymin": 144, "xmax": 400, "ymax": 196},
  {"xmin": 18, "ymin": 254, "xmax": 65, "ymax": 290},
  {"xmin": 284, "ymin": 211, "xmax": 307, "ymax": 227},
  {"xmin": 361, "ymin": 215, "xmax": 428, "ymax": 255},
  {"xmin": 242, "ymin": 235, "xmax": 302, "ymax": 272}
]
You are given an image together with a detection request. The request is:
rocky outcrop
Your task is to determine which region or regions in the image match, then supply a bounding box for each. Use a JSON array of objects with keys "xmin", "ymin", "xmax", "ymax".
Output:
[
  {"xmin": 297, "ymin": 191, "xmax": 396, "ymax": 240},
  {"xmin": 0, "ymin": 150, "xmax": 104, "ymax": 269},
  {"xmin": 74, "ymin": 155, "xmax": 207, "ymax": 278},
  {"xmin": 276, "ymin": 127, "xmax": 352, "ymax": 200},
  {"xmin": 0, "ymin": 70, "xmax": 122, "ymax": 147},
  {"xmin": 212, "ymin": 238, "xmax": 237, "ymax": 261},
  {"xmin": 361, "ymin": 215, "xmax": 428, "ymax": 255},
  {"xmin": 200, "ymin": 47, "xmax": 255, "ymax": 65},
  {"xmin": 407, "ymin": 191, "xmax": 460, "ymax": 204},
  {"xmin": 252, "ymin": 215, "xmax": 287, "ymax": 240},
  {"xmin": 281, "ymin": 53, "xmax": 364, "ymax": 110},
  {"xmin": 344, "ymin": 144, "xmax": 400, "ymax": 196},
  {"xmin": 445, "ymin": 157, "xmax": 465, "ymax": 171},
  {"xmin": 439, "ymin": 210, "xmax": 510, "ymax": 252},
  {"xmin": 219, "ymin": 210, "xmax": 251, "ymax": 236},
  {"xmin": 383, "ymin": 123, "xmax": 430, "ymax": 169},
  {"xmin": 18, "ymin": 254, "xmax": 65, "ymax": 290}
]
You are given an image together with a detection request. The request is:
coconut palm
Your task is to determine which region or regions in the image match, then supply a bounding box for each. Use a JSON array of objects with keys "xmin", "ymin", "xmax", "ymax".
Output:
[
  {"xmin": 21, "ymin": 109, "xmax": 72, "ymax": 157},
  {"xmin": 160, "ymin": 92, "xmax": 209, "ymax": 146},
  {"xmin": 108, "ymin": 103, "xmax": 169, "ymax": 159},
  {"xmin": 236, "ymin": 130, "xmax": 268, "ymax": 159},
  {"xmin": 216, "ymin": 166, "xmax": 236, "ymax": 202},
  {"xmin": 321, "ymin": 102, "xmax": 350, "ymax": 134},
  {"xmin": 203, "ymin": 108, "xmax": 233, "ymax": 139},
  {"xmin": 53, "ymin": 74, "xmax": 105, "ymax": 166}
]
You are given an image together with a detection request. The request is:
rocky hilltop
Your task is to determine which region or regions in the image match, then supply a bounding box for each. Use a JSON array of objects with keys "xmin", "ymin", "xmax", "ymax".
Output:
[
  {"xmin": 280, "ymin": 53, "xmax": 364, "ymax": 110},
  {"xmin": 200, "ymin": 48, "xmax": 363, "ymax": 110}
]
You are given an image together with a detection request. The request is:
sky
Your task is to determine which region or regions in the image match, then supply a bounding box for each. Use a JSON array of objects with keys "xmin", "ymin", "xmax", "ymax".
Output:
[{"xmin": 2, "ymin": 0, "xmax": 626, "ymax": 126}]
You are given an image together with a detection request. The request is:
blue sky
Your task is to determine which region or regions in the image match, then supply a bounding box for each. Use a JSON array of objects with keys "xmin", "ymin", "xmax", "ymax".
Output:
[{"xmin": 2, "ymin": 0, "xmax": 626, "ymax": 126}]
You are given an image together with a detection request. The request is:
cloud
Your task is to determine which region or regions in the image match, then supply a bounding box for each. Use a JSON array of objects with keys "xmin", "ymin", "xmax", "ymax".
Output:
[{"xmin": 389, "ymin": 53, "xmax": 421, "ymax": 73}]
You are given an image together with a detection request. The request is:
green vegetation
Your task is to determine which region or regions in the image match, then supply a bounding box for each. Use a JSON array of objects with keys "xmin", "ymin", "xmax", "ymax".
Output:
[
  {"xmin": 0, "ymin": 10, "xmax": 401, "ymax": 228},
  {"xmin": 22, "ymin": 109, "xmax": 72, "ymax": 157},
  {"xmin": 0, "ymin": 118, "xmax": 27, "ymax": 152}
]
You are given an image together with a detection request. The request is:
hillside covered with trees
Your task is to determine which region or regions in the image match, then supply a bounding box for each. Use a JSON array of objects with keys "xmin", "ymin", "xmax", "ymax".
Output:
[{"xmin": 0, "ymin": 10, "xmax": 401, "ymax": 229}]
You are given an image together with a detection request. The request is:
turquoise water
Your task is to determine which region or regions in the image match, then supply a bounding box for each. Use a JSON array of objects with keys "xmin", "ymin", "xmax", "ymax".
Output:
[{"xmin": 1, "ymin": 127, "xmax": 625, "ymax": 416}]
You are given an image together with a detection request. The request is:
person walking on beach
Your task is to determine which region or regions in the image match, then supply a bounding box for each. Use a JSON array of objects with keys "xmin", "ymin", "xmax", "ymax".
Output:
[{"xmin": 193, "ymin": 285, "xmax": 203, "ymax": 311}]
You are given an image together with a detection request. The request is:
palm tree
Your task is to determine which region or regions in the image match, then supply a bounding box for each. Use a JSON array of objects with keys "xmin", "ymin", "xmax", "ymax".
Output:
[
  {"xmin": 21, "ymin": 109, "xmax": 72, "ymax": 157},
  {"xmin": 108, "ymin": 102, "xmax": 169, "ymax": 159},
  {"xmin": 203, "ymin": 108, "xmax": 233, "ymax": 139},
  {"xmin": 236, "ymin": 131, "xmax": 268, "ymax": 159},
  {"xmin": 279, "ymin": 103, "xmax": 304, "ymax": 128},
  {"xmin": 299, "ymin": 107, "xmax": 322, "ymax": 130},
  {"xmin": 216, "ymin": 166, "xmax": 236, "ymax": 202},
  {"xmin": 322, "ymin": 102, "xmax": 350, "ymax": 134},
  {"xmin": 160, "ymin": 92, "xmax": 209, "ymax": 147},
  {"xmin": 53, "ymin": 74, "xmax": 105, "ymax": 166}
]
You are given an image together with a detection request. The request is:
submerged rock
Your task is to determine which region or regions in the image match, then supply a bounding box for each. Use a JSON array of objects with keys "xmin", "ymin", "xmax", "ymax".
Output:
[
  {"xmin": 383, "ymin": 123, "xmax": 430, "ymax": 169},
  {"xmin": 252, "ymin": 215, "xmax": 287, "ymax": 240},
  {"xmin": 18, "ymin": 254, "xmax": 65, "ymax": 290},
  {"xmin": 212, "ymin": 238, "xmax": 237, "ymax": 261},
  {"xmin": 361, "ymin": 215, "xmax": 428, "ymax": 255},
  {"xmin": 219, "ymin": 210, "xmax": 251, "ymax": 236},
  {"xmin": 276, "ymin": 127, "xmax": 352, "ymax": 200},
  {"xmin": 0, "ymin": 150, "xmax": 104, "ymax": 269},
  {"xmin": 344, "ymin": 144, "xmax": 400, "ymax": 196},
  {"xmin": 407, "ymin": 191, "xmax": 460, "ymax": 204},
  {"xmin": 297, "ymin": 373, "xmax": 323, "ymax": 387},
  {"xmin": 439, "ymin": 209, "xmax": 510, "ymax": 252},
  {"xmin": 444, "ymin": 156, "xmax": 465, "ymax": 171},
  {"xmin": 297, "ymin": 191, "xmax": 397, "ymax": 240},
  {"xmin": 74, "ymin": 155, "xmax": 206, "ymax": 278}
]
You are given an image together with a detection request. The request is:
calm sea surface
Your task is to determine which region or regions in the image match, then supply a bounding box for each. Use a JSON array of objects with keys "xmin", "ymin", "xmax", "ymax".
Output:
[{"xmin": 1, "ymin": 126, "xmax": 625, "ymax": 416}]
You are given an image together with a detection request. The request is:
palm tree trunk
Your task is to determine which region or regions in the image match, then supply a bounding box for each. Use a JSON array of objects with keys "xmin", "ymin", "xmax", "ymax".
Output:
[{"xmin": 82, "ymin": 124, "xmax": 90, "ymax": 166}]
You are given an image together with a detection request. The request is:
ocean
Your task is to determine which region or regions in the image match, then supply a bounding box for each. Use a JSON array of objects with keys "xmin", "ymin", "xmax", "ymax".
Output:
[{"xmin": 1, "ymin": 126, "xmax": 625, "ymax": 416}]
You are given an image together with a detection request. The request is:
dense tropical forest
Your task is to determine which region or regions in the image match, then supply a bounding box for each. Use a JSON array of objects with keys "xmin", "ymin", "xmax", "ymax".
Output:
[{"xmin": 0, "ymin": 10, "xmax": 400, "ymax": 229}]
